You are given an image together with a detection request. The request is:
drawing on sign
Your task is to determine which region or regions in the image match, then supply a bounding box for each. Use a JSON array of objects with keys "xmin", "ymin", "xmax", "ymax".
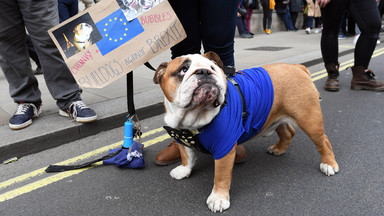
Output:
[
  {"xmin": 116, "ymin": 0, "xmax": 163, "ymax": 21},
  {"xmin": 52, "ymin": 13, "xmax": 102, "ymax": 58},
  {"xmin": 95, "ymin": 9, "xmax": 144, "ymax": 56}
]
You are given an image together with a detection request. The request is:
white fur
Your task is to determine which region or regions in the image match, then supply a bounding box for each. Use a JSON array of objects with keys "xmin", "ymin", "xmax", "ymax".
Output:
[
  {"xmin": 170, "ymin": 147, "xmax": 196, "ymax": 180},
  {"xmin": 74, "ymin": 23, "xmax": 93, "ymax": 50},
  {"xmin": 320, "ymin": 163, "xmax": 339, "ymax": 176},
  {"xmin": 206, "ymin": 189, "xmax": 230, "ymax": 213},
  {"xmin": 163, "ymin": 54, "xmax": 227, "ymax": 129}
]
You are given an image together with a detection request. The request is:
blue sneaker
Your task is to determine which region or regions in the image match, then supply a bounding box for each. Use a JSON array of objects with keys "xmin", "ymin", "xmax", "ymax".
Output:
[
  {"xmin": 9, "ymin": 103, "xmax": 42, "ymax": 130},
  {"xmin": 59, "ymin": 101, "xmax": 97, "ymax": 123}
]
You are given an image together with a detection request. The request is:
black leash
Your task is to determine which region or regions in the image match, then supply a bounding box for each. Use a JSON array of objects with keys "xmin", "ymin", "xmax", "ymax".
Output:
[{"xmin": 45, "ymin": 62, "xmax": 156, "ymax": 173}]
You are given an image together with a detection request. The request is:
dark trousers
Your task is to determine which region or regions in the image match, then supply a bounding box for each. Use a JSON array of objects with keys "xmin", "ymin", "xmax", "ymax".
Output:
[
  {"xmin": 290, "ymin": 12, "xmax": 298, "ymax": 29},
  {"xmin": 321, "ymin": 0, "xmax": 381, "ymax": 68},
  {"xmin": 26, "ymin": 34, "xmax": 41, "ymax": 68},
  {"xmin": 168, "ymin": 0, "xmax": 239, "ymax": 67},
  {"xmin": 0, "ymin": 0, "xmax": 81, "ymax": 109},
  {"xmin": 261, "ymin": 0, "xmax": 273, "ymax": 30},
  {"xmin": 58, "ymin": 0, "xmax": 78, "ymax": 22},
  {"xmin": 237, "ymin": 16, "xmax": 250, "ymax": 35}
]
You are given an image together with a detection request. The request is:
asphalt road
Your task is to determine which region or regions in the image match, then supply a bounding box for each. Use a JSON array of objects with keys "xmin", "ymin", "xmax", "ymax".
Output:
[{"xmin": 1, "ymin": 45, "xmax": 384, "ymax": 216}]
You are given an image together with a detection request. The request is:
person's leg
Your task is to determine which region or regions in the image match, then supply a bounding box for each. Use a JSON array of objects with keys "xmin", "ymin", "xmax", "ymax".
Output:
[
  {"xmin": 68, "ymin": 0, "xmax": 79, "ymax": 19},
  {"xmin": 156, "ymin": 0, "xmax": 202, "ymax": 166},
  {"xmin": 321, "ymin": 0, "xmax": 348, "ymax": 65},
  {"xmin": 282, "ymin": 12, "xmax": 294, "ymax": 31},
  {"xmin": 267, "ymin": 9, "xmax": 273, "ymax": 30},
  {"xmin": 58, "ymin": 0, "xmax": 70, "ymax": 23},
  {"xmin": 350, "ymin": 0, "xmax": 380, "ymax": 68},
  {"xmin": 237, "ymin": 16, "xmax": 244, "ymax": 35},
  {"xmin": 168, "ymin": 0, "xmax": 201, "ymax": 59},
  {"xmin": 245, "ymin": 8, "xmax": 253, "ymax": 32},
  {"xmin": 307, "ymin": 16, "xmax": 314, "ymax": 28},
  {"xmin": 200, "ymin": 0, "xmax": 239, "ymax": 66},
  {"xmin": 284, "ymin": 7, "xmax": 295, "ymax": 30},
  {"xmin": 290, "ymin": 12, "xmax": 298, "ymax": 29},
  {"xmin": 321, "ymin": 0, "xmax": 348, "ymax": 91},
  {"xmin": 261, "ymin": 0, "xmax": 268, "ymax": 30},
  {"xmin": 26, "ymin": 34, "xmax": 42, "ymax": 70},
  {"xmin": 20, "ymin": 0, "xmax": 83, "ymax": 109},
  {"xmin": 261, "ymin": 2, "xmax": 269, "ymax": 30},
  {"xmin": 237, "ymin": 16, "xmax": 251, "ymax": 37},
  {"xmin": 347, "ymin": 13, "xmax": 356, "ymax": 35},
  {"xmin": 349, "ymin": 0, "xmax": 384, "ymax": 91},
  {"xmin": 0, "ymin": 0, "xmax": 42, "ymax": 105},
  {"xmin": 155, "ymin": 0, "xmax": 246, "ymax": 166}
]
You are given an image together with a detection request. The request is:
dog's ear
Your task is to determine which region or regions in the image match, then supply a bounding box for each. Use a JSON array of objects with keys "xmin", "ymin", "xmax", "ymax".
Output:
[
  {"xmin": 153, "ymin": 62, "xmax": 168, "ymax": 84},
  {"xmin": 203, "ymin": 51, "xmax": 223, "ymax": 69}
]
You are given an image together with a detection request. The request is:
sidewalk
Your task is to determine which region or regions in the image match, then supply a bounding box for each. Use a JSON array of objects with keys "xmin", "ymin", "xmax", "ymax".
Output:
[{"xmin": 0, "ymin": 29, "xmax": 358, "ymax": 162}]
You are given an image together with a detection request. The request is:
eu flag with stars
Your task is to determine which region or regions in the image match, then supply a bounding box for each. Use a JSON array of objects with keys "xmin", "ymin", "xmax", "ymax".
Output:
[{"xmin": 96, "ymin": 9, "xmax": 144, "ymax": 56}]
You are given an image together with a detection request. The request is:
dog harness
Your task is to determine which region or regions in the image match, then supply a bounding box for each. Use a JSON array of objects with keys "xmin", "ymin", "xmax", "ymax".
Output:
[{"xmin": 164, "ymin": 67, "xmax": 274, "ymax": 159}]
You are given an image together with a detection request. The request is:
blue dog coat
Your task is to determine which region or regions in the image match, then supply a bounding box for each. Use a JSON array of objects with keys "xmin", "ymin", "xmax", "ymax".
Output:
[{"xmin": 198, "ymin": 67, "xmax": 274, "ymax": 159}]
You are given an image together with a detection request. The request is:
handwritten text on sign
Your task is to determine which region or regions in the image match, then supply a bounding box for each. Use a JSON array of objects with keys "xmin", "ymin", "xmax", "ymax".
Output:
[{"xmin": 73, "ymin": 20, "xmax": 183, "ymax": 88}]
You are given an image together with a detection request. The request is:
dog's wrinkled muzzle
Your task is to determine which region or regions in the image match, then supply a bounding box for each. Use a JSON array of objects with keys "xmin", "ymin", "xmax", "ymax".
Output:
[{"xmin": 192, "ymin": 83, "xmax": 219, "ymax": 106}]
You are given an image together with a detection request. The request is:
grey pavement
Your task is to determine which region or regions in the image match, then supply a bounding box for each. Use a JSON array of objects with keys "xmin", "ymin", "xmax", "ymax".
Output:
[{"xmin": 0, "ymin": 10, "xmax": 361, "ymax": 162}]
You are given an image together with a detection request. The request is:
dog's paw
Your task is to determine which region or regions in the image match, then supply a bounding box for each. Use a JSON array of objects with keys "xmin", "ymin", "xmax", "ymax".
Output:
[
  {"xmin": 170, "ymin": 165, "xmax": 191, "ymax": 180},
  {"xmin": 266, "ymin": 145, "xmax": 286, "ymax": 155},
  {"xmin": 320, "ymin": 163, "xmax": 339, "ymax": 176},
  {"xmin": 206, "ymin": 190, "xmax": 230, "ymax": 213}
]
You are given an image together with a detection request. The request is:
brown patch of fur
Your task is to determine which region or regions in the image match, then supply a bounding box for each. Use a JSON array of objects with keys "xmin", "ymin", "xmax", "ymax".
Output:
[{"xmin": 153, "ymin": 57, "xmax": 188, "ymax": 102}]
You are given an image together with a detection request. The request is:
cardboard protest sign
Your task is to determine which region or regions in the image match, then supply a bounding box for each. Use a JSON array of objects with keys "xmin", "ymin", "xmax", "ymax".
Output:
[{"xmin": 49, "ymin": 0, "xmax": 186, "ymax": 88}]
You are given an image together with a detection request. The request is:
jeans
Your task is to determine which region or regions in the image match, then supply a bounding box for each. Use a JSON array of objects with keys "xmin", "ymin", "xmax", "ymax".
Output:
[
  {"xmin": 237, "ymin": 16, "xmax": 250, "ymax": 35},
  {"xmin": 58, "ymin": 0, "xmax": 78, "ymax": 22},
  {"xmin": 278, "ymin": 11, "xmax": 295, "ymax": 31}
]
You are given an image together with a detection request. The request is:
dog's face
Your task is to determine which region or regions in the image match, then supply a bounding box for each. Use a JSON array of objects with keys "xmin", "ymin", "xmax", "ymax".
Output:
[
  {"xmin": 154, "ymin": 52, "xmax": 227, "ymax": 129},
  {"xmin": 73, "ymin": 23, "xmax": 93, "ymax": 41}
]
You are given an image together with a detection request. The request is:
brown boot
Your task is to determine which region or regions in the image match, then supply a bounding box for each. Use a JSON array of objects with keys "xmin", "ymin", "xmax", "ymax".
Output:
[
  {"xmin": 235, "ymin": 144, "xmax": 247, "ymax": 164},
  {"xmin": 155, "ymin": 139, "xmax": 181, "ymax": 166},
  {"xmin": 324, "ymin": 63, "xmax": 340, "ymax": 92},
  {"xmin": 351, "ymin": 66, "xmax": 384, "ymax": 91}
]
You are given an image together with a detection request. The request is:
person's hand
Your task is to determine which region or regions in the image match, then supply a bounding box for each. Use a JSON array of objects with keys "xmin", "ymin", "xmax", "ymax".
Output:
[{"xmin": 318, "ymin": 0, "xmax": 330, "ymax": 7}]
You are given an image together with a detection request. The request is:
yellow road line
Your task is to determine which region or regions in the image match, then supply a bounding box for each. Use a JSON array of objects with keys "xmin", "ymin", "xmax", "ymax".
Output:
[
  {"xmin": 0, "ymin": 127, "xmax": 165, "ymax": 191},
  {"xmin": 0, "ymin": 133, "xmax": 170, "ymax": 202},
  {"xmin": 311, "ymin": 47, "xmax": 384, "ymax": 81}
]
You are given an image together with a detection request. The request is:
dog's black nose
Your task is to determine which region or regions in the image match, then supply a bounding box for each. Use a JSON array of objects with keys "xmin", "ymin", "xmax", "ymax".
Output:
[{"xmin": 195, "ymin": 69, "xmax": 211, "ymax": 76}]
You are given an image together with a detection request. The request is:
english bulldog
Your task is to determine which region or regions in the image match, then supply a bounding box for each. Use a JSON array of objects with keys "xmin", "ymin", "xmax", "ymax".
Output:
[
  {"xmin": 153, "ymin": 52, "xmax": 339, "ymax": 212},
  {"xmin": 73, "ymin": 23, "xmax": 93, "ymax": 51}
]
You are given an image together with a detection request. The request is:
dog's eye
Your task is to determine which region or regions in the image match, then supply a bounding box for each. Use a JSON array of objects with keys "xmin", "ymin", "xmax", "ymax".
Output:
[{"xmin": 179, "ymin": 66, "xmax": 188, "ymax": 76}]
